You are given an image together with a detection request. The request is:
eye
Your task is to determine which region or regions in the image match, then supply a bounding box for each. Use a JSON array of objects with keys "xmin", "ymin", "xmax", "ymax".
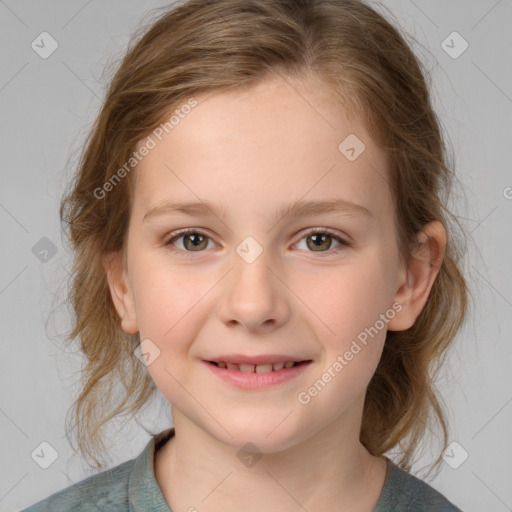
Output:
[
  {"xmin": 165, "ymin": 228, "xmax": 351, "ymax": 257},
  {"xmin": 165, "ymin": 229, "xmax": 217, "ymax": 256},
  {"xmin": 294, "ymin": 228, "xmax": 351, "ymax": 255}
]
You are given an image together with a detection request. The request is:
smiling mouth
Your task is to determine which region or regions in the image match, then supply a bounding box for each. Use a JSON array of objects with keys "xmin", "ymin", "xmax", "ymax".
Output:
[{"xmin": 208, "ymin": 361, "xmax": 311, "ymax": 373}]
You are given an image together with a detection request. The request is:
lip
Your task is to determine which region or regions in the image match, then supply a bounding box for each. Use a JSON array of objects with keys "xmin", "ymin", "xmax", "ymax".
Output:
[
  {"xmin": 203, "ymin": 359, "xmax": 312, "ymax": 390},
  {"xmin": 205, "ymin": 354, "xmax": 308, "ymax": 365}
]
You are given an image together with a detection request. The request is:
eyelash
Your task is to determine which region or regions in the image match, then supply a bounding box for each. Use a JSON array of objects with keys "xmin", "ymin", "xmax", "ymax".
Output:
[{"xmin": 164, "ymin": 228, "xmax": 351, "ymax": 258}]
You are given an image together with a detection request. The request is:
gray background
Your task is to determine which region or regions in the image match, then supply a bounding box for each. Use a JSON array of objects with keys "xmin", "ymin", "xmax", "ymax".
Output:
[{"xmin": 1, "ymin": 1, "xmax": 511, "ymax": 511}]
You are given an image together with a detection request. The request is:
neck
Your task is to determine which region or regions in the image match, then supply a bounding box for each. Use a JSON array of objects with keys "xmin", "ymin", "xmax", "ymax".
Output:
[{"xmin": 154, "ymin": 400, "xmax": 388, "ymax": 512}]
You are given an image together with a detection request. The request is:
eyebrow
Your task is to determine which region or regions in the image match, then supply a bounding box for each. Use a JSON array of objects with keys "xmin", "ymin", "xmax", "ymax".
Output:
[{"xmin": 142, "ymin": 198, "xmax": 372, "ymax": 224}]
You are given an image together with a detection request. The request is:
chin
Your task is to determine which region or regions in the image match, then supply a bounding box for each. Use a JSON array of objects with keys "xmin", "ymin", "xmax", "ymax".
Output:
[{"xmin": 211, "ymin": 421, "xmax": 305, "ymax": 454}]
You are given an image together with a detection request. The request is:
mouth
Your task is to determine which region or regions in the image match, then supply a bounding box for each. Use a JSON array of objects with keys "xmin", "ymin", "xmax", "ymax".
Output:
[
  {"xmin": 207, "ymin": 360, "xmax": 310, "ymax": 373},
  {"xmin": 204, "ymin": 357, "xmax": 313, "ymax": 390}
]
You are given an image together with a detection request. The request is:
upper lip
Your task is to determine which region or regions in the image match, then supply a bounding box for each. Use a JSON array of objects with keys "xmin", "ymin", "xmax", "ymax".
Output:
[{"xmin": 205, "ymin": 354, "xmax": 311, "ymax": 365}]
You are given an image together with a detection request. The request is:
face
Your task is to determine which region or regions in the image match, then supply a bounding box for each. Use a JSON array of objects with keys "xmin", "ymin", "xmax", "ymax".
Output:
[{"xmin": 104, "ymin": 73, "xmax": 439, "ymax": 452}]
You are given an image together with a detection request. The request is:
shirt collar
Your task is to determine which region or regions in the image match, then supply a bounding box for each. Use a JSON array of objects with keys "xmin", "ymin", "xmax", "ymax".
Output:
[
  {"xmin": 127, "ymin": 427, "xmax": 396, "ymax": 511},
  {"xmin": 128, "ymin": 427, "xmax": 175, "ymax": 512}
]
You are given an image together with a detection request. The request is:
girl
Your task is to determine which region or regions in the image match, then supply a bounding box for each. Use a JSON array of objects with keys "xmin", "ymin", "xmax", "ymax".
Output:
[{"xmin": 24, "ymin": 0, "xmax": 469, "ymax": 510}]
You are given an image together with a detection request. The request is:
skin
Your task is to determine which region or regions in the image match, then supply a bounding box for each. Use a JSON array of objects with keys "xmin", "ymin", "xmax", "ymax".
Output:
[{"xmin": 103, "ymin": 73, "xmax": 446, "ymax": 512}]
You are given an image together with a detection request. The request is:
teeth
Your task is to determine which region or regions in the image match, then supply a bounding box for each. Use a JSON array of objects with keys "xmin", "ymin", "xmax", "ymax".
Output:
[
  {"xmin": 255, "ymin": 364, "xmax": 273, "ymax": 374},
  {"xmin": 214, "ymin": 361, "xmax": 299, "ymax": 372}
]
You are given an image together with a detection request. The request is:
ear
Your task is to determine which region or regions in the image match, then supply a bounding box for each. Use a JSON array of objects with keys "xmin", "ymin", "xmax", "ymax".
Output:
[
  {"xmin": 387, "ymin": 221, "xmax": 446, "ymax": 331},
  {"xmin": 102, "ymin": 250, "xmax": 139, "ymax": 335}
]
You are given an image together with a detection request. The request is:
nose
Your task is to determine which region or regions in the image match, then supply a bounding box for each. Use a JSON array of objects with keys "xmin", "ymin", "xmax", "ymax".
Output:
[{"xmin": 216, "ymin": 247, "xmax": 291, "ymax": 333}]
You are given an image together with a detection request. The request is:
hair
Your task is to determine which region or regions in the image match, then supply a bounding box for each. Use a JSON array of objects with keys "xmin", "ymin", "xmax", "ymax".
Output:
[{"xmin": 59, "ymin": 0, "xmax": 470, "ymax": 475}]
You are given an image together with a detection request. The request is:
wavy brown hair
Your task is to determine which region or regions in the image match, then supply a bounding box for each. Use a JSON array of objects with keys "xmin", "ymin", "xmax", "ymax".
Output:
[{"xmin": 58, "ymin": 0, "xmax": 470, "ymax": 474}]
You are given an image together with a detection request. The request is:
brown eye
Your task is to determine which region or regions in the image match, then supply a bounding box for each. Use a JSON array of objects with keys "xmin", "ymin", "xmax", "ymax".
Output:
[
  {"xmin": 166, "ymin": 230, "xmax": 215, "ymax": 254},
  {"xmin": 295, "ymin": 229, "xmax": 350, "ymax": 255},
  {"xmin": 306, "ymin": 233, "xmax": 334, "ymax": 251},
  {"xmin": 182, "ymin": 233, "xmax": 209, "ymax": 251},
  {"xmin": 165, "ymin": 228, "xmax": 350, "ymax": 258}
]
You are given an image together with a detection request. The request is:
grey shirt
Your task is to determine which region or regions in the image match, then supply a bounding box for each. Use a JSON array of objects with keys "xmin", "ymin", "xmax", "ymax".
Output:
[{"xmin": 23, "ymin": 427, "xmax": 462, "ymax": 512}]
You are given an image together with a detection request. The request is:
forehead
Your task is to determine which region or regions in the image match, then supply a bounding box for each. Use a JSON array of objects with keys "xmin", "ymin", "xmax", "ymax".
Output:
[{"xmin": 131, "ymin": 74, "xmax": 391, "ymax": 222}]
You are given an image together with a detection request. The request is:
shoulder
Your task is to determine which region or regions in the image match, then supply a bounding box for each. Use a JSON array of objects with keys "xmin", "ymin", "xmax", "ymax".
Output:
[
  {"xmin": 21, "ymin": 427, "xmax": 175, "ymax": 512},
  {"xmin": 21, "ymin": 457, "xmax": 134, "ymax": 512},
  {"xmin": 374, "ymin": 458, "xmax": 463, "ymax": 512}
]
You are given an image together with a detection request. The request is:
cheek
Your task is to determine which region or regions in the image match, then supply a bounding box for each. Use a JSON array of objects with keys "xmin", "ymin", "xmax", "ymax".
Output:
[
  {"xmin": 294, "ymin": 253, "xmax": 395, "ymax": 344},
  {"xmin": 294, "ymin": 261, "xmax": 392, "ymax": 411},
  {"xmin": 132, "ymin": 255, "xmax": 209, "ymax": 340},
  {"xmin": 133, "ymin": 261, "xmax": 208, "ymax": 400},
  {"xmin": 130, "ymin": 258, "xmax": 218, "ymax": 395}
]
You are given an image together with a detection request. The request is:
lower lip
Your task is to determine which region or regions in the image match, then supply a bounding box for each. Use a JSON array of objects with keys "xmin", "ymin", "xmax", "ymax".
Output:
[{"xmin": 204, "ymin": 361, "xmax": 311, "ymax": 390}]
